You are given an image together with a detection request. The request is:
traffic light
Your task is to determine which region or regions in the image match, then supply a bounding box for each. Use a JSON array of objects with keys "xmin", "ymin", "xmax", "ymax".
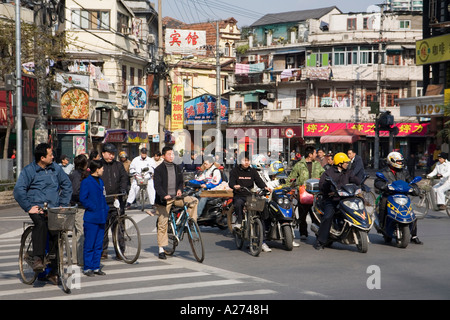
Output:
[{"xmin": 377, "ymin": 111, "xmax": 394, "ymax": 131}]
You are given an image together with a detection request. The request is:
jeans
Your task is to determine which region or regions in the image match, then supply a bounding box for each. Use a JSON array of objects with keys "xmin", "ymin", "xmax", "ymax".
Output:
[{"xmin": 197, "ymin": 197, "xmax": 209, "ymax": 218}]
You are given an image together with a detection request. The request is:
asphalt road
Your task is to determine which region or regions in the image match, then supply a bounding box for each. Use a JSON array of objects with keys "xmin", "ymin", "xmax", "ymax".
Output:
[{"xmin": 1, "ymin": 198, "xmax": 450, "ymax": 302}]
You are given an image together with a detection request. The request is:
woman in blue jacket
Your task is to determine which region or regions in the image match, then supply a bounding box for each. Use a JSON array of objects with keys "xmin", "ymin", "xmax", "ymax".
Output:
[{"xmin": 80, "ymin": 160, "xmax": 109, "ymax": 276}]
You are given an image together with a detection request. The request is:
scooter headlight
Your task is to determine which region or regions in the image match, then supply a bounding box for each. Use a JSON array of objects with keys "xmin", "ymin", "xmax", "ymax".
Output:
[
  {"xmin": 284, "ymin": 198, "xmax": 290, "ymax": 205},
  {"xmin": 343, "ymin": 200, "xmax": 359, "ymax": 211},
  {"xmin": 277, "ymin": 198, "xmax": 284, "ymax": 205},
  {"xmin": 394, "ymin": 197, "xmax": 408, "ymax": 206}
]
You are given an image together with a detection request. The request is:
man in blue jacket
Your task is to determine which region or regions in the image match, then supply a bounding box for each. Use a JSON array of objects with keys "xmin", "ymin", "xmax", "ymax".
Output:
[{"xmin": 14, "ymin": 143, "xmax": 72, "ymax": 283}]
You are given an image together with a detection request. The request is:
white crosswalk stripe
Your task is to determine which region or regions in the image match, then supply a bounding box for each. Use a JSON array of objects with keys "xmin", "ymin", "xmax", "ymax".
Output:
[{"xmin": 0, "ymin": 229, "xmax": 277, "ymax": 300}]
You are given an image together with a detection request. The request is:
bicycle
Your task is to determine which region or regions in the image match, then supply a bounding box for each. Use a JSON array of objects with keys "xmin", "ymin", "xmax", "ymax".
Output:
[
  {"xmin": 105, "ymin": 193, "xmax": 141, "ymax": 264},
  {"xmin": 134, "ymin": 167, "xmax": 152, "ymax": 211},
  {"xmin": 411, "ymin": 177, "xmax": 450, "ymax": 218},
  {"xmin": 163, "ymin": 195, "xmax": 205, "ymax": 263},
  {"xmin": 19, "ymin": 204, "xmax": 77, "ymax": 294},
  {"xmin": 232, "ymin": 187, "xmax": 266, "ymax": 257}
]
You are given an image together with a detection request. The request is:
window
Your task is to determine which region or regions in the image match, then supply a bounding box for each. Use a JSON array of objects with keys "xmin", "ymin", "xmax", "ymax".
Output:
[
  {"xmin": 296, "ymin": 90, "xmax": 307, "ymax": 108},
  {"xmin": 386, "ymin": 88, "xmax": 399, "ymax": 107},
  {"xmin": 235, "ymin": 101, "xmax": 242, "ymax": 111},
  {"xmin": 399, "ymin": 20, "xmax": 411, "ymax": 29},
  {"xmin": 117, "ymin": 12, "xmax": 130, "ymax": 34},
  {"xmin": 138, "ymin": 69, "xmax": 143, "ymax": 86},
  {"xmin": 130, "ymin": 67, "xmax": 135, "ymax": 86},
  {"xmin": 365, "ymin": 89, "xmax": 377, "ymax": 106},
  {"xmin": 347, "ymin": 18, "xmax": 357, "ymax": 31},
  {"xmin": 363, "ymin": 17, "xmax": 369, "ymax": 30},
  {"xmin": 387, "ymin": 54, "xmax": 402, "ymax": 65},
  {"xmin": 71, "ymin": 10, "xmax": 110, "ymax": 30}
]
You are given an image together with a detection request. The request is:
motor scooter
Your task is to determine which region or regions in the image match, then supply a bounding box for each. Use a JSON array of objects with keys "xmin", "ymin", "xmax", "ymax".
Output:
[
  {"xmin": 308, "ymin": 177, "xmax": 373, "ymax": 253},
  {"xmin": 264, "ymin": 187, "xmax": 295, "ymax": 250},
  {"xmin": 374, "ymin": 172, "xmax": 421, "ymax": 248}
]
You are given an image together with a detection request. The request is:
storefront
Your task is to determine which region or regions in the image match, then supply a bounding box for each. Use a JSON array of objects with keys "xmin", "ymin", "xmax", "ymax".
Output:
[
  {"xmin": 102, "ymin": 129, "xmax": 149, "ymax": 159},
  {"xmin": 304, "ymin": 122, "xmax": 430, "ymax": 167},
  {"xmin": 52, "ymin": 121, "xmax": 88, "ymax": 161}
]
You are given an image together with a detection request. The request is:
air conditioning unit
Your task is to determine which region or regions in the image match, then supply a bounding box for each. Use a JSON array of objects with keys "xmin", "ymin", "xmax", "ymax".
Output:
[
  {"xmin": 91, "ymin": 110, "xmax": 101, "ymax": 123},
  {"xmin": 248, "ymin": 55, "xmax": 256, "ymax": 62},
  {"xmin": 90, "ymin": 125, "xmax": 106, "ymax": 137}
]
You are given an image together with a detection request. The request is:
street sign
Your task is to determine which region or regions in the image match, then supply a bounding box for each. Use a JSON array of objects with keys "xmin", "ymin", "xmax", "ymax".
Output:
[{"xmin": 285, "ymin": 128, "xmax": 295, "ymax": 138}]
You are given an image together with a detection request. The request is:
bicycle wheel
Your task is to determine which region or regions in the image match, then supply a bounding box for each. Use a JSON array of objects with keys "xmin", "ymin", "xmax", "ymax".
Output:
[
  {"xmin": 114, "ymin": 216, "xmax": 141, "ymax": 264},
  {"xmin": 140, "ymin": 189, "xmax": 146, "ymax": 211},
  {"xmin": 19, "ymin": 227, "xmax": 38, "ymax": 285},
  {"xmin": 411, "ymin": 191, "xmax": 429, "ymax": 219},
  {"xmin": 187, "ymin": 218, "xmax": 205, "ymax": 263},
  {"xmin": 58, "ymin": 232, "xmax": 72, "ymax": 294},
  {"xmin": 445, "ymin": 194, "xmax": 450, "ymax": 218},
  {"xmin": 248, "ymin": 217, "xmax": 263, "ymax": 257},
  {"xmin": 165, "ymin": 218, "xmax": 178, "ymax": 256}
]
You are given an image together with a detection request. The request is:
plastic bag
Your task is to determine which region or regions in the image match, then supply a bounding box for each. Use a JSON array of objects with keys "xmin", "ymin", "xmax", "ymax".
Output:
[{"xmin": 299, "ymin": 185, "xmax": 314, "ymax": 205}]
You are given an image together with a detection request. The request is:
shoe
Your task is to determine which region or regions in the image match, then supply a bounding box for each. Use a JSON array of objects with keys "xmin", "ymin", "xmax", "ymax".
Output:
[
  {"xmin": 411, "ymin": 236, "xmax": 423, "ymax": 245},
  {"xmin": 300, "ymin": 235, "xmax": 308, "ymax": 241},
  {"xmin": 32, "ymin": 257, "xmax": 44, "ymax": 272},
  {"xmin": 158, "ymin": 252, "xmax": 167, "ymax": 260},
  {"xmin": 438, "ymin": 204, "xmax": 446, "ymax": 210},
  {"xmin": 293, "ymin": 241, "xmax": 300, "ymax": 247},
  {"xmin": 125, "ymin": 203, "xmax": 132, "ymax": 210},
  {"xmin": 233, "ymin": 223, "xmax": 242, "ymax": 230},
  {"xmin": 261, "ymin": 243, "xmax": 272, "ymax": 252},
  {"xmin": 101, "ymin": 252, "xmax": 108, "ymax": 260},
  {"xmin": 47, "ymin": 273, "xmax": 60, "ymax": 285},
  {"xmin": 84, "ymin": 269, "xmax": 94, "ymax": 277},
  {"xmin": 94, "ymin": 269, "xmax": 106, "ymax": 276},
  {"xmin": 313, "ymin": 239, "xmax": 325, "ymax": 251}
]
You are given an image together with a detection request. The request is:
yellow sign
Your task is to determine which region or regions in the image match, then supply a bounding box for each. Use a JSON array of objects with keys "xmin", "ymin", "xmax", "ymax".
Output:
[
  {"xmin": 171, "ymin": 84, "xmax": 184, "ymax": 131},
  {"xmin": 416, "ymin": 34, "xmax": 450, "ymax": 65}
]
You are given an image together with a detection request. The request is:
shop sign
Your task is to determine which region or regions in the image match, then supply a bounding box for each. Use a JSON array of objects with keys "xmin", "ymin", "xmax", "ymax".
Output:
[
  {"xmin": 165, "ymin": 29, "xmax": 206, "ymax": 54},
  {"xmin": 171, "ymin": 84, "xmax": 184, "ymax": 131},
  {"xmin": 104, "ymin": 129, "xmax": 127, "ymax": 143},
  {"xmin": 184, "ymin": 94, "xmax": 229, "ymax": 125},
  {"xmin": 0, "ymin": 91, "xmax": 14, "ymax": 127},
  {"xmin": 127, "ymin": 86, "xmax": 147, "ymax": 109},
  {"xmin": 126, "ymin": 131, "xmax": 149, "ymax": 144},
  {"xmin": 54, "ymin": 121, "xmax": 86, "ymax": 134},
  {"xmin": 304, "ymin": 122, "xmax": 429, "ymax": 137},
  {"xmin": 416, "ymin": 34, "xmax": 450, "ymax": 65}
]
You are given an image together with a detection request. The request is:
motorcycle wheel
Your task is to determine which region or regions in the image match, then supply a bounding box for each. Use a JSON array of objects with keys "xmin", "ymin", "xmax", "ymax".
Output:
[
  {"xmin": 282, "ymin": 225, "xmax": 294, "ymax": 251},
  {"xmin": 216, "ymin": 213, "xmax": 228, "ymax": 230},
  {"xmin": 396, "ymin": 224, "xmax": 410, "ymax": 249},
  {"xmin": 354, "ymin": 229, "xmax": 369, "ymax": 253}
]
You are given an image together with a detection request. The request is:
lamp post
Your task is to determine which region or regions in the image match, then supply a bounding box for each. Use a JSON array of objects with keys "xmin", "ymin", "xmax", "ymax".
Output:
[{"xmin": 15, "ymin": 0, "xmax": 22, "ymax": 177}]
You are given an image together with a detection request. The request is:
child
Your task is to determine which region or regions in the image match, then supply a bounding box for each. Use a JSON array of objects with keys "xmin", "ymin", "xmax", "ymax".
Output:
[{"xmin": 80, "ymin": 160, "xmax": 109, "ymax": 276}]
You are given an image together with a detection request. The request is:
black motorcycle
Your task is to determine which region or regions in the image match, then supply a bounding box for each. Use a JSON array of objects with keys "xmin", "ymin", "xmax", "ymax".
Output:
[{"xmin": 184, "ymin": 183, "xmax": 228, "ymax": 230}]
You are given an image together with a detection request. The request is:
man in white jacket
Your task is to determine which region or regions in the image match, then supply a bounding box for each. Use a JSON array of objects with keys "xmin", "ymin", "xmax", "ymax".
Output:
[
  {"xmin": 427, "ymin": 152, "xmax": 450, "ymax": 210},
  {"xmin": 126, "ymin": 148, "xmax": 156, "ymax": 209}
]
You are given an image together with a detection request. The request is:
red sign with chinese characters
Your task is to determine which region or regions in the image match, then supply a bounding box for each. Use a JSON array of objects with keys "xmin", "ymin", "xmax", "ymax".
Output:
[{"xmin": 303, "ymin": 122, "xmax": 429, "ymax": 137}]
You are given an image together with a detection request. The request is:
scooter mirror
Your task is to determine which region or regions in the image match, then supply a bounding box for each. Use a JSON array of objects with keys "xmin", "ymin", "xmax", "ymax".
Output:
[
  {"xmin": 376, "ymin": 172, "xmax": 388, "ymax": 181},
  {"xmin": 411, "ymin": 176, "xmax": 422, "ymax": 184}
]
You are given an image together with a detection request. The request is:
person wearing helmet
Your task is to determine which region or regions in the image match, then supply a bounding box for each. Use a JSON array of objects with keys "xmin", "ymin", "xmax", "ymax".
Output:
[
  {"xmin": 374, "ymin": 151, "xmax": 422, "ymax": 244},
  {"xmin": 426, "ymin": 152, "xmax": 450, "ymax": 210},
  {"xmin": 119, "ymin": 151, "xmax": 131, "ymax": 173},
  {"xmin": 314, "ymin": 152, "xmax": 361, "ymax": 250},
  {"xmin": 286, "ymin": 146, "xmax": 324, "ymax": 241}
]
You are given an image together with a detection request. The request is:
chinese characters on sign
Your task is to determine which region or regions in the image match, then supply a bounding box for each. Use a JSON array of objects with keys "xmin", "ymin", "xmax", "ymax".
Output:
[
  {"xmin": 303, "ymin": 122, "xmax": 429, "ymax": 137},
  {"xmin": 171, "ymin": 84, "xmax": 184, "ymax": 131},
  {"xmin": 184, "ymin": 95, "xmax": 229, "ymax": 125},
  {"xmin": 165, "ymin": 29, "xmax": 206, "ymax": 54}
]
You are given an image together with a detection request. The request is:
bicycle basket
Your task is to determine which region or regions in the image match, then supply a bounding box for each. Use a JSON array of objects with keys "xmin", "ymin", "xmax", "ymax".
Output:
[
  {"xmin": 48, "ymin": 207, "xmax": 77, "ymax": 231},
  {"xmin": 246, "ymin": 196, "xmax": 266, "ymax": 212},
  {"xmin": 136, "ymin": 175, "xmax": 148, "ymax": 186}
]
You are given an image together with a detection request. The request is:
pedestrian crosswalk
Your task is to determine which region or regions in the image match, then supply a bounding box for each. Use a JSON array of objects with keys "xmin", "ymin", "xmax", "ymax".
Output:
[{"xmin": 0, "ymin": 223, "xmax": 277, "ymax": 300}]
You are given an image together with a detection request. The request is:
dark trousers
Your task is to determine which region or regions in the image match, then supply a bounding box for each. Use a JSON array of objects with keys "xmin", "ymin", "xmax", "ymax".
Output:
[
  {"xmin": 233, "ymin": 196, "xmax": 246, "ymax": 224},
  {"xmin": 29, "ymin": 213, "xmax": 58, "ymax": 258},
  {"xmin": 317, "ymin": 198, "xmax": 339, "ymax": 244},
  {"xmin": 298, "ymin": 203, "xmax": 319, "ymax": 236},
  {"xmin": 102, "ymin": 200, "xmax": 125, "ymax": 255}
]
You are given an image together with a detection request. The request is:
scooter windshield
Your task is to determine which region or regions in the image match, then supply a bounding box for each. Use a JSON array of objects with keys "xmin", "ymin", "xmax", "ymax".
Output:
[{"xmin": 388, "ymin": 180, "xmax": 412, "ymax": 193}]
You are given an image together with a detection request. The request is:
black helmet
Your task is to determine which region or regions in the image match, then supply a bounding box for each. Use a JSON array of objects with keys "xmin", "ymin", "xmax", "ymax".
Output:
[{"xmin": 102, "ymin": 143, "xmax": 117, "ymax": 154}]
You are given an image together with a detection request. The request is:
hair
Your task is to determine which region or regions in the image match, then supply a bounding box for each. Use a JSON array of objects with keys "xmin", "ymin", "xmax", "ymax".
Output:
[
  {"xmin": 305, "ymin": 146, "xmax": 316, "ymax": 158},
  {"xmin": 348, "ymin": 148, "xmax": 356, "ymax": 154},
  {"xmin": 34, "ymin": 143, "xmax": 51, "ymax": 163},
  {"xmin": 161, "ymin": 146, "xmax": 173, "ymax": 155},
  {"xmin": 153, "ymin": 151, "xmax": 161, "ymax": 157},
  {"xmin": 89, "ymin": 150, "xmax": 99, "ymax": 160},
  {"xmin": 89, "ymin": 159, "xmax": 103, "ymax": 174},
  {"xmin": 238, "ymin": 151, "xmax": 250, "ymax": 163}
]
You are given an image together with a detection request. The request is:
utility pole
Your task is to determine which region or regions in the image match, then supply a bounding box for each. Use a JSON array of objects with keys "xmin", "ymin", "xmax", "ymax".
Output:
[
  {"xmin": 215, "ymin": 21, "xmax": 222, "ymax": 155},
  {"xmin": 158, "ymin": 0, "xmax": 165, "ymax": 151},
  {"xmin": 374, "ymin": 4, "xmax": 384, "ymax": 170},
  {"xmin": 15, "ymin": 0, "xmax": 23, "ymax": 177}
]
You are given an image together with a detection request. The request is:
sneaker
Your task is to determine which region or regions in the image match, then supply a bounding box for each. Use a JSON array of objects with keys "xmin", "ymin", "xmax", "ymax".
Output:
[
  {"xmin": 300, "ymin": 235, "xmax": 308, "ymax": 241},
  {"xmin": 293, "ymin": 241, "xmax": 300, "ymax": 247},
  {"xmin": 261, "ymin": 243, "xmax": 272, "ymax": 252},
  {"xmin": 438, "ymin": 204, "xmax": 446, "ymax": 211},
  {"xmin": 313, "ymin": 239, "xmax": 325, "ymax": 251},
  {"xmin": 84, "ymin": 269, "xmax": 94, "ymax": 277},
  {"xmin": 94, "ymin": 269, "xmax": 106, "ymax": 276},
  {"xmin": 32, "ymin": 257, "xmax": 44, "ymax": 272},
  {"xmin": 411, "ymin": 236, "xmax": 423, "ymax": 245}
]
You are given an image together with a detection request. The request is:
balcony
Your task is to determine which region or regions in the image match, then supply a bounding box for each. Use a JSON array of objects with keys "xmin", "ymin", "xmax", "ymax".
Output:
[{"xmin": 229, "ymin": 108, "xmax": 306, "ymax": 125}]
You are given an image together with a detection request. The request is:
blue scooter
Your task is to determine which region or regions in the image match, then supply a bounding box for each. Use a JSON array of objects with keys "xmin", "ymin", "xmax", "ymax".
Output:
[{"xmin": 374, "ymin": 172, "xmax": 421, "ymax": 248}]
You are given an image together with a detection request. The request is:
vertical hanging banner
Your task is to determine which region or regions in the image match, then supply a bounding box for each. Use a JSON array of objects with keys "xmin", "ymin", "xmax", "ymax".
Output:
[{"xmin": 171, "ymin": 84, "xmax": 184, "ymax": 131}]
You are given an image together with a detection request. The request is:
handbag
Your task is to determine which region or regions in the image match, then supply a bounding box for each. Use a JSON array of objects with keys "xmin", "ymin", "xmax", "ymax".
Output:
[{"xmin": 299, "ymin": 185, "xmax": 314, "ymax": 205}]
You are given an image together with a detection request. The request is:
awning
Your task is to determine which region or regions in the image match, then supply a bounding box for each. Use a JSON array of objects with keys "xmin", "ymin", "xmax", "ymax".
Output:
[
  {"xmin": 386, "ymin": 44, "xmax": 403, "ymax": 54},
  {"xmin": 273, "ymin": 48, "xmax": 306, "ymax": 55},
  {"xmin": 243, "ymin": 90, "xmax": 266, "ymax": 103}
]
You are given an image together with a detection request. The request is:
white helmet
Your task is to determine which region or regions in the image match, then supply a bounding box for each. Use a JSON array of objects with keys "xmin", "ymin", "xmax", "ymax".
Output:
[
  {"xmin": 251, "ymin": 154, "xmax": 267, "ymax": 170},
  {"xmin": 387, "ymin": 151, "xmax": 404, "ymax": 169}
]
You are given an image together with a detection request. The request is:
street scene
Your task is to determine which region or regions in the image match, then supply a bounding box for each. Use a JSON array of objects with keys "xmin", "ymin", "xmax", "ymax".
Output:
[{"xmin": 1, "ymin": 0, "xmax": 450, "ymax": 304}]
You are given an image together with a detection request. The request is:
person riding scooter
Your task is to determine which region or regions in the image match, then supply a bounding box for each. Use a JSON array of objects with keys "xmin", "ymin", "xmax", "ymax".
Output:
[
  {"xmin": 374, "ymin": 151, "xmax": 423, "ymax": 244},
  {"xmin": 426, "ymin": 152, "xmax": 450, "ymax": 210},
  {"xmin": 314, "ymin": 152, "xmax": 360, "ymax": 250},
  {"xmin": 188, "ymin": 156, "xmax": 222, "ymax": 218}
]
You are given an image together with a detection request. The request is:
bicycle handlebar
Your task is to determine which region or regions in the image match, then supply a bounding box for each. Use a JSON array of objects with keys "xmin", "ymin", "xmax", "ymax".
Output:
[{"xmin": 105, "ymin": 193, "xmax": 127, "ymax": 198}]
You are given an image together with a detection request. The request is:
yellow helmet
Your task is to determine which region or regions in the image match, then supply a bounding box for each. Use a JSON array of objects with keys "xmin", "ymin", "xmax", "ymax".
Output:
[{"xmin": 333, "ymin": 152, "xmax": 351, "ymax": 165}]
